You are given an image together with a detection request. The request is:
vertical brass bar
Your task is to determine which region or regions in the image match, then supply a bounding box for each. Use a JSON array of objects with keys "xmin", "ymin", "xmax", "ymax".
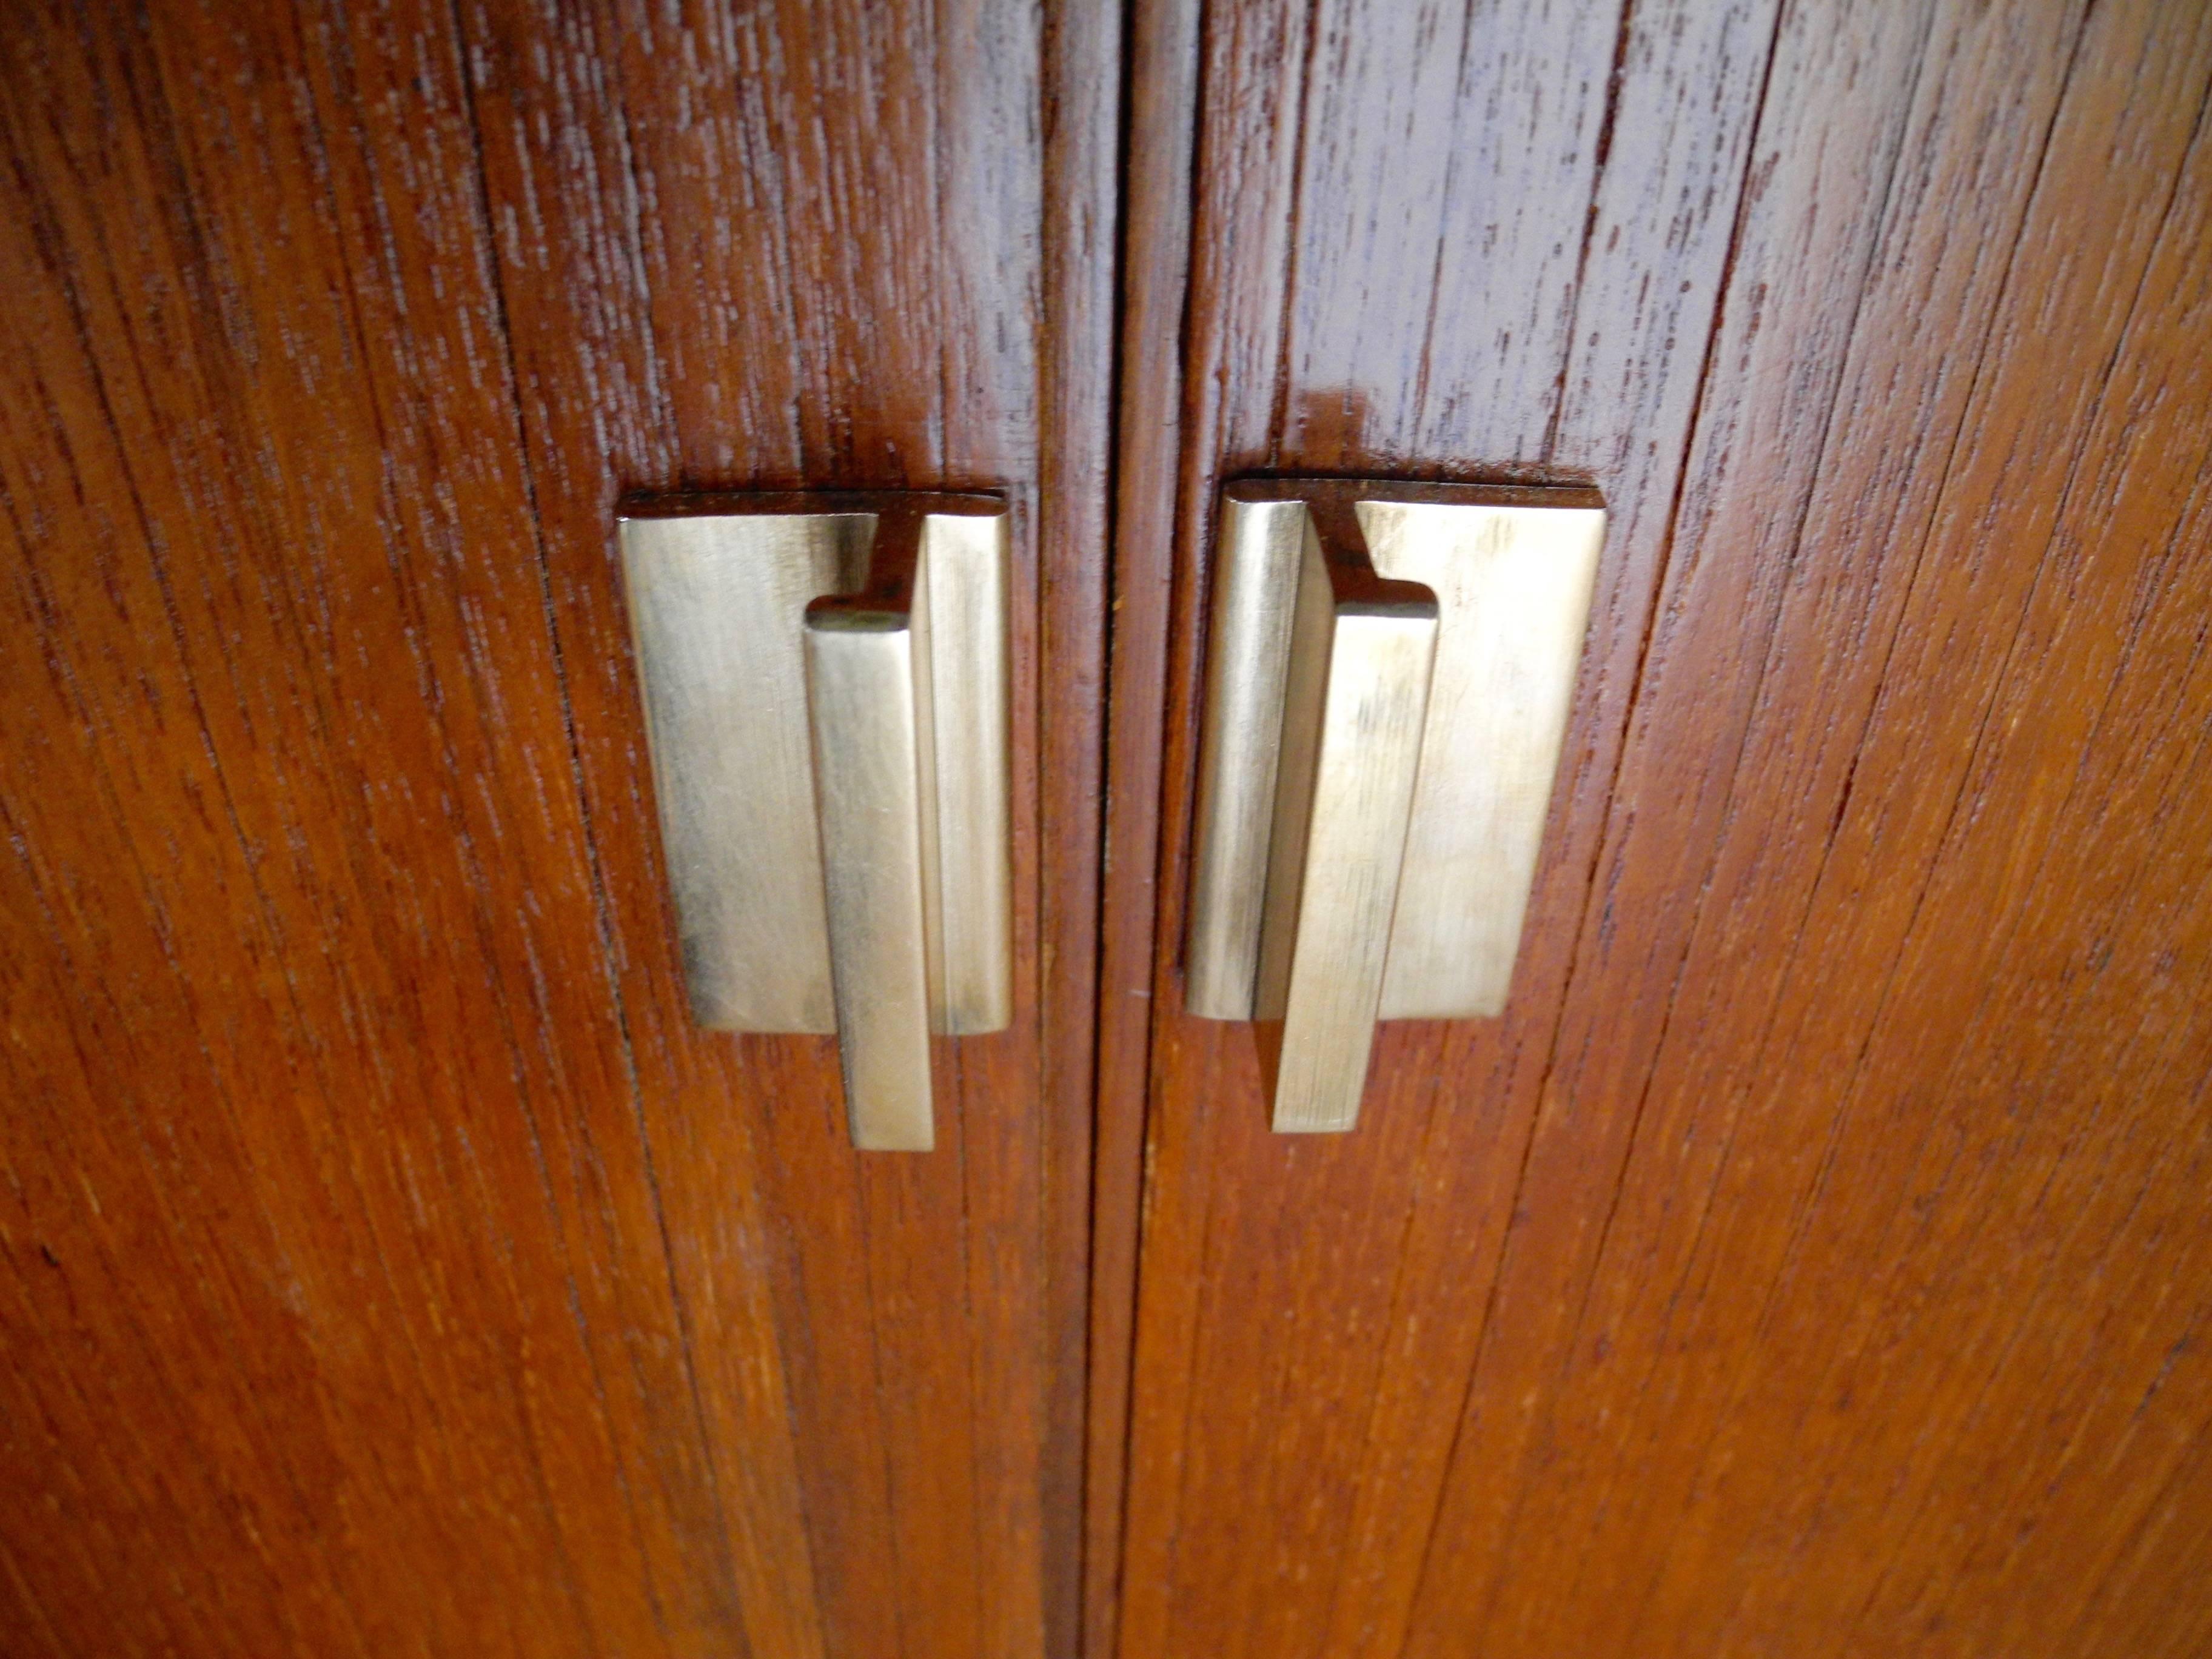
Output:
[
  {"xmin": 1253, "ymin": 500, "xmax": 1438, "ymax": 1133},
  {"xmin": 806, "ymin": 509, "xmax": 936, "ymax": 1151}
]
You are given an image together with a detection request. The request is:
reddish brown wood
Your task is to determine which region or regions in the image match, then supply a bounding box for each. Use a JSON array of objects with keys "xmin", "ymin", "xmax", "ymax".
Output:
[
  {"xmin": 1453, "ymin": 6, "xmax": 2212, "ymax": 1651},
  {"xmin": 1037, "ymin": 6, "xmax": 1124, "ymax": 1654},
  {"xmin": 11, "ymin": 0, "xmax": 2212, "ymax": 1651},
  {"xmin": 1084, "ymin": 3, "xmax": 1204, "ymax": 1656},
  {"xmin": 0, "ymin": 2, "xmax": 1111, "ymax": 1655},
  {"xmin": 1109, "ymin": 1, "xmax": 2212, "ymax": 1656}
]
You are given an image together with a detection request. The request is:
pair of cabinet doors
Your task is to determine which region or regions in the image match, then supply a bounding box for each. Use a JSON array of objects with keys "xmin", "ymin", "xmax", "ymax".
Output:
[{"xmin": 7, "ymin": 1, "xmax": 2212, "ymax": 1655}]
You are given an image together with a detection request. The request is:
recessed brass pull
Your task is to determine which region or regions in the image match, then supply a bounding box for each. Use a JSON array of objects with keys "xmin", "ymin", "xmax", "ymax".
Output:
[
  {"xmin": 1187, "ymin": 480, "xmax": 1605, "ymax": 1133},
  {"xmin": 618, "ymin": 493, "xmax": 1012, "ymax": 1151}
]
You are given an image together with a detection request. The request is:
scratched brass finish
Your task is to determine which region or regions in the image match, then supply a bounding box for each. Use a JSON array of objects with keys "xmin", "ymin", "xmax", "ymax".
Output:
[
  {"xmin": 618, "ymin": 493, "xmax": 1011, "ymax": 1150},
  {"xmin": 1187, "ymin": 480, "xmax": 1605, "ymax": 1131}
]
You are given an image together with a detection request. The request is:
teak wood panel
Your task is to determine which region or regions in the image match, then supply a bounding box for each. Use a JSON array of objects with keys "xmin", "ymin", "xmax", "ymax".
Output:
[
  {"xmin": 1101, "ymin": 1, "xmax": 2212, "ymax": 1656},
  {"xmin": 0, "ymin": 2, "xmax": 1115, "ymax": 1657}
]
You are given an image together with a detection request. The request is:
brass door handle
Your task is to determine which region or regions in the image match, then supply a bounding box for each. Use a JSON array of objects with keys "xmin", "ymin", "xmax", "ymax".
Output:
[
  {"xmin": 618, "ymin": 494, "xmax": 1012, "ymax": 1151},
  {"xmin": 1187, "ymin": 480, "xmax": 1605, "ymax": 1133}
]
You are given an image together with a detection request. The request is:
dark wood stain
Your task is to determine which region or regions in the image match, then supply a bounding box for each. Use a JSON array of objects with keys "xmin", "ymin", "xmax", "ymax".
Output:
[
  {"xmin": 0, "ymin": 1, "xmax": 1112, "ymax": 1655},
  {"xmin": 1102, "ymin": 0, "xmax": 2212, "ymax": 1654}
]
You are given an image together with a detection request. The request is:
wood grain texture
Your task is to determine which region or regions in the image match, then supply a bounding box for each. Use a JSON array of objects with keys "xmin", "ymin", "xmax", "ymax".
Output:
[
  {"xmin": 1083, "ymin": 1, "xmax": 1204, "ymax": 1653},
  {"xmin": 0, "ymin": 1, "xmax": 1112, "ymax": 1655},
  {"xmin": 1036, "ymin": 5, "xmax": 1122, "ymax": 1652},
  {"xmin": 1108, "ymin": 0, "xmax": 2212, "ymax": 1655}
]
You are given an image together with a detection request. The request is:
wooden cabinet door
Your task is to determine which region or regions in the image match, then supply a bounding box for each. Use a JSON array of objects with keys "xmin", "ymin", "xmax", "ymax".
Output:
[
  {"xmin": 11, "ymin": 2, "xmax": 2212, "ymax": 1655},
  {"xmin": 1095, "ymin": 2, "xmax": 2212, "ymax": 1655},
  {"xmin": 0, "ymin": 4, "xmax": 1112, "ymax": 1656}
]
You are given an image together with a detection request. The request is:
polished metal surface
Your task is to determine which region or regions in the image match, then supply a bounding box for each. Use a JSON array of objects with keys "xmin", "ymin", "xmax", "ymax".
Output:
[
  {"xmin": 1187, "ymin": 479, "xmax": 1606, "ymax": 1130},
  {"xmin": 1186, "ymin": 493, "xmax": 1308, "ymax": 1022},
  {"xmin": 1251, "ymin": 498, "xmax": 1437, "ymax": 1132},
  {"xmin": 903, "ymin": 506, "xmax": 1014, "ymax": 1037},
  {"xmin": 618, "ymin": 492, "xmax": 1011, "ymax": 1151},
  {"xmin": 618, "ymin": 500, "xmax": 863, "ymax": 1034}
]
